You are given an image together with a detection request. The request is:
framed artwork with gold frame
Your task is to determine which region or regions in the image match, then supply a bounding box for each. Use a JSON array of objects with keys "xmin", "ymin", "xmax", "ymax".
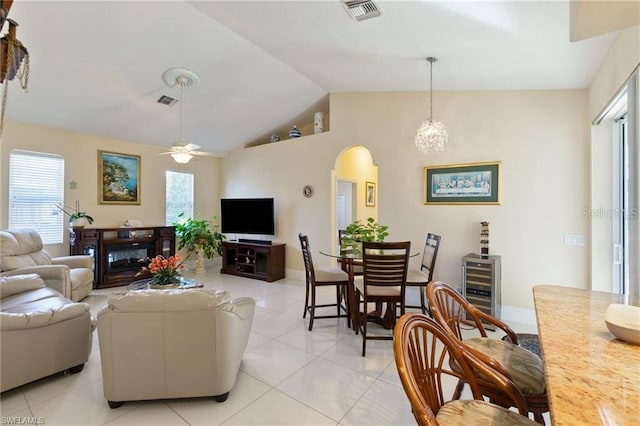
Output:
[
  {"xmin": 98, "ymin": 150, "xmax": 141, "ymax": 205},
  {"xmin": 366, "ymin": 181, "xmax": 376, "ymax": 207},
  {"xmin": 424, "ymin": 161, "xmax": 501, "ymax": 205}
]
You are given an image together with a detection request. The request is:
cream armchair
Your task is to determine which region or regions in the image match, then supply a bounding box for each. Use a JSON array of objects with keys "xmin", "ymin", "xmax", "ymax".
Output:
[
  {"xmin": 1, "ymin": 273, "xmax": 93, "ymax": 392},
  {"xmin": 0, "ymin": 228, "xmax": 94, "ymax": 301},
  {"xmin": 97, "ymin": 289, "xmax": 255, "ymax": 408}
]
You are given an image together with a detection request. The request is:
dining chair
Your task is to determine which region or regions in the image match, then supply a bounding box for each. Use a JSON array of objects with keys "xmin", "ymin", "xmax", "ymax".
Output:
[
  {"xmin": 405, "ymin": 233, "xmax": 441, "ymax": 314},
  {"xmin": 394, "ymin": 313, "xmax": 538, "ymax": 426},
  {"xmin": 427, "ymin": 281, "xmax": 549, "ymax": 424},
  {"xmin": 354, "ymin": 241, "xmax": 410, "ymax": 356},
  {"xmin": 299, "ymin": 233, "xmax": 350, "ymax": 331}
]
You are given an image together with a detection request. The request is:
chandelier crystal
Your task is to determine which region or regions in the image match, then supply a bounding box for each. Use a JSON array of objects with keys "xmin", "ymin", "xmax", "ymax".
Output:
[{"xmin": 415, "ymin": 57, "xmax": 448, "ymax": 155}]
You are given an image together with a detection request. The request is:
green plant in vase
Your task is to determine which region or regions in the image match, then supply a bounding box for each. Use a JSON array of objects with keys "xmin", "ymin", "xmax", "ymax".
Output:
[
  {"xmin": 340, "ymin": 217, "xmax": 389, "ymax": 256},
  {"xmin": 174, "ymin": 213, "xmax": 226, "ymax": 273}
]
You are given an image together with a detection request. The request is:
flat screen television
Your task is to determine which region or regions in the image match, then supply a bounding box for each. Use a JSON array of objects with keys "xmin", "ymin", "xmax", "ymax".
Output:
[{"xmin": 220, "ymin": 198, "xmax": 275, "ymax": 235}]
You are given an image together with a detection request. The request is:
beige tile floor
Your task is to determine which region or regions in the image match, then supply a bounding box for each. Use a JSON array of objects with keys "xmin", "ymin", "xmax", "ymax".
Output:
[{"xmin": 0, "ymin": 267, "xmax": 547, "ymax": 425}]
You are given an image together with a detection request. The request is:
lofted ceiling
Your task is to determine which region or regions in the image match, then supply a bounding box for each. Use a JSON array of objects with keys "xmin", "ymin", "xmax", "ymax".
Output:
[{"xmin": 3, "ymin": 1, "xmax": 623, "ymax": 156}]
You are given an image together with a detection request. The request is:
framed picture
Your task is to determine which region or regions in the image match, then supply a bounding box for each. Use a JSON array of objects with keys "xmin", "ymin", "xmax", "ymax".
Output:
[
  {"xmin": 424, "ymin": 161, "xmax": 501, "ymax": 205},
  {"xmin": 366, "ymin": 181, "xmax": 376, "ymax": 207},
  {"xmin": 98, "ymin": 150, "xmax": 141, "ymax": 205}
]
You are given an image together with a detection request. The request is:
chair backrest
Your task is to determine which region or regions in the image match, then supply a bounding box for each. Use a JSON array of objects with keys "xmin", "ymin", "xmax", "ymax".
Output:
[
  {"xmin": 420, "ymin": 233, "xmax": 441, "ymax": 280},
  {"xmin": 0, "ymin": 229, "xmax": 52, "ymax": 271},
  {"xmin": 298, "ymin": 233, "xmax": 316, "ymax": 284},
  {"xmin": 394, "ymin": 313, "xmax": 484, "ymax": 426},
  {"xmin": 394, "ymin": 313, "xmax": 529, "ymax": 425},
  {"xmin": 361, "ymin": 241, "xmax": 410, "ymax": 293},
  {"xmin": 427, "ymin": 281, "xmax": 490, "ymax": 340}
]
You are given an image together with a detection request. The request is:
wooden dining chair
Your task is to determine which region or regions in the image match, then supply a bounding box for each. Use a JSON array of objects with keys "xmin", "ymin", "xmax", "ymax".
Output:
[
  {"xmin": 394, "ymin": 313, "xmax": 538, "ymax": 426},
  {"xmin": 405, "ymin": 233, "xmax": 441, "ymax": 314},
  {"xmin": 354, "ymin": 241, "xmax": 410, "ymax": 356},
  {"xmin": 427, "ymin": 281, "xmax": 549, "ymax": 424},
  {"xmin": 299, "ymin": 233, "xmax": 350, "ymax": 331}
]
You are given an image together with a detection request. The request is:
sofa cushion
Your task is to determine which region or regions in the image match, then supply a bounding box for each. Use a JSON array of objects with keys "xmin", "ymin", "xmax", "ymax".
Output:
[
  {"xmin": 1, "ymin": 302, "xmax": 90, "ymax": 330},
  {"xmin": 0, "ymin": 274, "xmax": 46, "ymax": 298},
  {"xmin": 0, "ymin": 229, "xmax": 53, "ymax": 272},
  {"xmin": 1, "ymin": 287, "xmax": 69, "ymax": 313},
  {"xmin": 107, "ymin": 289, "xmax": 231, "ymax": 312}
]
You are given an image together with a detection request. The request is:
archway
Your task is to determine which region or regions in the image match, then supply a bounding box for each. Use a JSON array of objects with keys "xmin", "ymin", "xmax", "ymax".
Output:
[{"xmin": 330, "ymin": 146, "xmax": 378, "ymax": 253}]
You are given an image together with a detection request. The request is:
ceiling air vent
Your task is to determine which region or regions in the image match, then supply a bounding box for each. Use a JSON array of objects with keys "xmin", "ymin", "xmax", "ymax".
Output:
[
  {"xmin": 157, "ymin": 95, "xmax": 178, "ymax": 106},
  {"xmin": 342, "ymin": 0, "xmax": 381, "ymax": 21}
]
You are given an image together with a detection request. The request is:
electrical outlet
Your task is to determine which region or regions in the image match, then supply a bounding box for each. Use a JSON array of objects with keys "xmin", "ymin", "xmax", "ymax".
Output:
[{"xmin": 564, "ymin": 234, "xmax": 585, "ymax": 246}]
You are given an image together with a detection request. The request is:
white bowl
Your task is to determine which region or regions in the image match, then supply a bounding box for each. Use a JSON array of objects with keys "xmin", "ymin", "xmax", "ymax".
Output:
[{"xmin": 604, "ymin": 303, "xmax": 640, "ymax": 345}]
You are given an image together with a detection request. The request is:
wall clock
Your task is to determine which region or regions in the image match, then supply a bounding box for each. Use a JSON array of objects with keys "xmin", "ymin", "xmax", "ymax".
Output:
[{"xmin": 303, "ymin": 185, "xmax": 313, "ymax": 198}]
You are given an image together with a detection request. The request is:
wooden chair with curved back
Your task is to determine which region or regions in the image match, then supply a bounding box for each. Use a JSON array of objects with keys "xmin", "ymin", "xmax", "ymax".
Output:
[
  {"xmin": 299, "ymin": 233, "xmax": 350, "ymax": 331},
  {"xmin": 427, "ymin": 281, "xmax": 549, "ymax": 424},
  {"xmin": 405, "ymin": 233, "xmax": 441, "ymax": 314},
  {"xmin": 394, "ymin": 313, "xmax": 538, "ymax": 426}
]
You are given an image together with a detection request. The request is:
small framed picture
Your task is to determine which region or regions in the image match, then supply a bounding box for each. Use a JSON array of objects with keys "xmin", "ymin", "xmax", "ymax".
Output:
[
  {"xmin": 424, "ymin": 161, "xmax": 501, "ymax": 205},
  {"xmin": 366, "ymin": 181, "xmax": 376, "ymax": 207},
  {"xmin": 98, "ymin": 150, "xmax": 141, "ymax": 205}
]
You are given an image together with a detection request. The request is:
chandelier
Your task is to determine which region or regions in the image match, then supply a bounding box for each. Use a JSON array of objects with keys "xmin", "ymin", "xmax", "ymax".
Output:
[{"xmin": 415, "ymin": 57, "xmax": 447, "ymax": 155}]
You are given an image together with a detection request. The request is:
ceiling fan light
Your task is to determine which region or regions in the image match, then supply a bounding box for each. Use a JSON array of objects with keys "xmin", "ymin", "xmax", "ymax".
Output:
[{"xmin": 171, "ymin": 152, "xmax": 193, "ymax": 164}]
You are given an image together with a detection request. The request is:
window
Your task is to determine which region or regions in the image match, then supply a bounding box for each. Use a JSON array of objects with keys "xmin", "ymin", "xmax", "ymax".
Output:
[
  {"xmin": 9, "ymin": 150, "xmax": 65, "ymax": 244},
  {"xmin": 165, "ymin": 170, "xmax": 194, "ymax": 225}
]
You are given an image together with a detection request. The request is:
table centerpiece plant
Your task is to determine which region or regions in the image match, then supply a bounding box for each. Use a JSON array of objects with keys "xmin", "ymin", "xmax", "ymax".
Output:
[
  {"xmin": 138, "ymin": 254, "xmax": 185, "ymax": 287},
  {"xmin": 174, "ymin": 213, "xmax": 226, "ymax": 274},
  {"xmin": 340, "ymin": 217, "xmax": 389, "ymax": 256}
]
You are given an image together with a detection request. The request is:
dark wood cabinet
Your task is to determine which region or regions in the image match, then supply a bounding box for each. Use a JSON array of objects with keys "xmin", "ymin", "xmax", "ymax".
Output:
[
  {"xmin": 221, "ymin": 241, "xmax": 285, "ymax": 282},
  {"xmin": 70, "ymin": 226, "xmax": 176, "ymax": 288}
]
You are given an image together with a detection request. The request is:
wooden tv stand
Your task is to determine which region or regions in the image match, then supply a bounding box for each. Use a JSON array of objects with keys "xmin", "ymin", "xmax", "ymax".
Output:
[{"xmin": 220, "ymin": 241, "xmax": 285, "ymax": 282}]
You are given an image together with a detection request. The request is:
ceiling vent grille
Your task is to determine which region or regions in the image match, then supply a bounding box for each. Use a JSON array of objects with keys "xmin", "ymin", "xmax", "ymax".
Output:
[
  {"xmin": 157, "ymin": 95, "xmax": 178, "ymax": 106},
  {"xmin": 342, "ymin": 0, "xmax": 381, "ymax": 21}
]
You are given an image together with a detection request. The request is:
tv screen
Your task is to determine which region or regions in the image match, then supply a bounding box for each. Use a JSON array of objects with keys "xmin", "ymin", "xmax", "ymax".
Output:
[{"xmin": 220, "ymin": 198, "xmax": 275, "ymax": 235}]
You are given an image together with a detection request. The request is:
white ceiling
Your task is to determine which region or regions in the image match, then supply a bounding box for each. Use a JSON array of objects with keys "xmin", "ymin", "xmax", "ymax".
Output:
[{"xmin": 4, "ymin": 1, "xmax": 621, "ymax": 156}]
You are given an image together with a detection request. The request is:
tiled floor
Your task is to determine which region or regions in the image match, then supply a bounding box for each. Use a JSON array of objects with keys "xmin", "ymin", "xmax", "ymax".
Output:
[{"xmin": 0, "ymin": 267, "xmax": 545, "ymax": 425}]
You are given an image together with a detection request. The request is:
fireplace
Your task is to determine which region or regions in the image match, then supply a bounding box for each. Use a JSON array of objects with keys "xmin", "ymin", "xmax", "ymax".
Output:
[{"xmin": 106, "ymin": 243, "xmax": 154, "ymax": 274}]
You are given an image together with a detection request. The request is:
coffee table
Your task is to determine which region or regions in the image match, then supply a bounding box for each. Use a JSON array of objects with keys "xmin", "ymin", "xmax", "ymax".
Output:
[{"xmin": 127, "ymin": 276, "xmax": 204, "ymax": 291}]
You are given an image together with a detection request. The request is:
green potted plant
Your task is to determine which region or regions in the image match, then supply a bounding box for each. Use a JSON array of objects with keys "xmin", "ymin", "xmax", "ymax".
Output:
[
  {"xmin": 340, "ymin": 217, "xmax": 389, "ymax": 256},
  {"xmin": 56, "ymin": 201, "xmax": 94, "ymax": 229},
  {"xmin": 174, "ymin": 213, "xmax": 226, "ymax": 273}
]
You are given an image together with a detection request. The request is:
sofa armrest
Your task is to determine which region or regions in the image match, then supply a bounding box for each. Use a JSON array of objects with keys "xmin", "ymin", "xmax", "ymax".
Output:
[
  {"xmin": 52, "ymin": 255, "xmax": 94, "ymax": 270},
  {"xmin": 215, "ymin": 297, "xmax": 256, "ymax": 374},
  {"xmin": 0, "ymin": 265, "xmax": 71, "ymax": 297},
  {"xmin": 0, "ymin": 302, "xmax": 91, "ymax": 330}
]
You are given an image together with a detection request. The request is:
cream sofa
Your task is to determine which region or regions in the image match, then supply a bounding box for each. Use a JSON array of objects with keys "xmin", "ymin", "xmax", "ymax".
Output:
[
  {"xmin": 97, "ymin": 289, "xmax": 255, "ymax": 408},
  {"xmin": 0, "ymin": 273, "xmax": 93, "ymax": 392},
  {"xmin": 0, "ymin": 228, "xmax": 94, "ymax": 301}
]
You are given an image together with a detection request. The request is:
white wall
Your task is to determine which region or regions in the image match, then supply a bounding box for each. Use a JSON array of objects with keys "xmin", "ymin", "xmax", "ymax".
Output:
[
  {"xmin": 222, "ymin": 89, "xmax": 590, "ymax": 310},
  {"xmin": 1, "ymin": 120, "xmax": 221, "ymax": 257}
]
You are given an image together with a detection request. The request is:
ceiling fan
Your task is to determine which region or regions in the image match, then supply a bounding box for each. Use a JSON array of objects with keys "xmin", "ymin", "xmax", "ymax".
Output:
[{"xmin": 159, "ymin": 67, "xmax": 218, "ymax": 163}]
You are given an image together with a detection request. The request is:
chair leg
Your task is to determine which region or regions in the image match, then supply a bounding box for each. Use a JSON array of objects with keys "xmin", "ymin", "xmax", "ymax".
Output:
[
  {"xmin": 303, "ymin": 281, "xmax": 310, "ymax": 319},
  {"xmin": 533, "ymin": 412, "xmax": 545, "ymax": 425},
  {"xmin": 452, "ymin": 379, "xmax": 465, "ymax": 400},
  {"xmin": 335, "ymin": 286, "xmax": 341, "ymax": 316},
  {"xmin": 361, "ymin": 314, "xmax": 367, "ymax": 357},
  {"xmin": 308, "ymin": 286, "xmax": 316, "ymax": 331},
  {"xmin": 419, "ymin": 286, "xmax": 427, "ymax": 314}
]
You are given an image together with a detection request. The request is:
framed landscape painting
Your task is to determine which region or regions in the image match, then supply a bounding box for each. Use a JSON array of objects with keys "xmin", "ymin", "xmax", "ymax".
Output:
[
  {"xmin": 98, "ymin": 151, "xmax": 141, "ymax": 205},
  {"xmin": 424, "ymin": 161, "xmax": 501, "ymax": 205}
]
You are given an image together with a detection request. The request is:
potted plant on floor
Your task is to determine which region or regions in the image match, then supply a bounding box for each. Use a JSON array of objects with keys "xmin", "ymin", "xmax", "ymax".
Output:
[
  {"xmin": 340, "ymin": 217, "xmax": 389, "ymax": 256},
  {"xmin": 174, "ymin": 213, "xmax": 226, "ymax": 273}
]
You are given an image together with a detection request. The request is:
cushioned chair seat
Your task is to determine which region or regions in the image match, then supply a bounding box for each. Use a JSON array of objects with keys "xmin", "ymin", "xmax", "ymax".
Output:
[
  {"xmin": 354, "ymin": 276, "xmax": 401, "ymax": 297},
  {"xmin": 436, "ymin": 400, "xmax": 538, "ymax": 425},
  {"xmin": 406, "ymin": 268, "xmax": 429, "ymax": 283},
  {"xmin": 464, "ymin": 337, "xmax": 546, "ymax": 396},
  {"xmin": 315, "ymin": 267, "xmax": 348, "ymax": 282}
]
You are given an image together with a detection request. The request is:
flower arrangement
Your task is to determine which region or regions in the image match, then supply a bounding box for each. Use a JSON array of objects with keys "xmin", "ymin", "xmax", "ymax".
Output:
[
  {"xmin": 139, "ymin": 255, "xmax": 186, "ymax": 286},
  {"xmin": 55, "ymin": 200, "xmax": 94, "ymax": 228}
]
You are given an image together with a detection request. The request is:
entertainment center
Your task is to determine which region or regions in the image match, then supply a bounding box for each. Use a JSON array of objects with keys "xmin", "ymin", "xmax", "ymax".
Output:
[{"xmin": 220, "ymin": 240, "xmax": 285, "ymax": 282}]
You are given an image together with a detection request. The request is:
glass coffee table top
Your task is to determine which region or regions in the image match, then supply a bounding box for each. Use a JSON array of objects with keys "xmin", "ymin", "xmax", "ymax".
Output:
[{"xmin": 127, "ymin": 276, "xmax": 204, "ymax": 291}]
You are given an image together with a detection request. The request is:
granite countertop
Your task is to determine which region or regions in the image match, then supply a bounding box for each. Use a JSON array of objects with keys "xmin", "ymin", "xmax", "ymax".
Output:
[{"xmin": 533, "ymin": 285, "xmax": 640, "ymax": 425}]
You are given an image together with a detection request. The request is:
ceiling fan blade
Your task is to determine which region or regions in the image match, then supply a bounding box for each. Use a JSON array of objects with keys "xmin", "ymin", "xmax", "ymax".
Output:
[
  {"xmin": 192, "ymin": 151, "xmax": 224, "ymax": 158},
  {"xmin": 183, "ymin": 143, "xmax": 201, "ymax": 151}
]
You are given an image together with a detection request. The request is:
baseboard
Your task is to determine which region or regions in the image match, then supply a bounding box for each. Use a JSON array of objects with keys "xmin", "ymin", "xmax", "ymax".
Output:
[{"xmin": 500, "ymin": 305, "xmax": 537, "ymax": 326}]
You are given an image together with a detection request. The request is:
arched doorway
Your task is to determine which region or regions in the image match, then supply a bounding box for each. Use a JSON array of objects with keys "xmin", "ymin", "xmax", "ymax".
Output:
[{"xmin": 330, "ymin": 146, "xmax": 378, "ymax": 253}]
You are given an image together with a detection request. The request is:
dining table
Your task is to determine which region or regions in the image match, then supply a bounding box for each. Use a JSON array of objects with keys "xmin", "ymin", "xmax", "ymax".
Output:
[
  {"xmin": 532, "ymin": 285, "xmax": 640, "ymax": 425},
  {"xmin": 319, "ymin": 248, "xmax": 418, "ymax": 332}
]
